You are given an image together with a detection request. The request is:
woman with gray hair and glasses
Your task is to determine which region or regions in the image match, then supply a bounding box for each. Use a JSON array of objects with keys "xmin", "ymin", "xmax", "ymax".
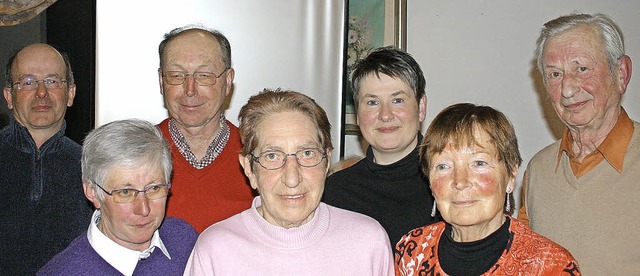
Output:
[
  {"xmin": 184, "ymin": 89, "xmax": 393, "ymax": 275},
  {"xmin": 39, "ymin": 119, "xmax": 197, "ymax": 275}
]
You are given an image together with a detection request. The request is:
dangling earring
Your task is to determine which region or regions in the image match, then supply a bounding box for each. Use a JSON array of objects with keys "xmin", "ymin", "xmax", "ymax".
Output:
[
  {"xmin": 431, "ymin": 201, "xmax": 437, "ymax": 217},
  {"xmin": 505, "ymin": 189, "xmax": 512, "ymax": 213}
]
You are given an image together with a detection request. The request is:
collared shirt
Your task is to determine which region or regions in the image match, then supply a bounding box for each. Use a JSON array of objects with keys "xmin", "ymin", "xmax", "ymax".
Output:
[
  {"xmin": 556, "ymin": 108, "xmax": 634, "ymax": 177},
  {"xmin": 86, "ymin": 210, "xmax": 170, "ymax": 276},
  {"xmin": 168, "ymin": 115, "xmax": 230, "ymax": 169}
]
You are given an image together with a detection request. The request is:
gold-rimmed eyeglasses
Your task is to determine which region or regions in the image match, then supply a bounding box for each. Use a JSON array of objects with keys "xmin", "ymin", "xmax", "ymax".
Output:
[
  {"xmin": 162, "ymin": 69, "xmax": 228, "ymax": 86},
  {"xmin": 94, "ymin": 182, "xmax": 171, "ymax": 203}
]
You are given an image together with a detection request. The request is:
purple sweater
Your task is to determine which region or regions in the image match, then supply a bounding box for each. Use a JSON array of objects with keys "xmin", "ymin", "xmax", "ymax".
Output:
[{"xmin": 37, "ymin": 217, "xmax": 197, "ymax": 276}]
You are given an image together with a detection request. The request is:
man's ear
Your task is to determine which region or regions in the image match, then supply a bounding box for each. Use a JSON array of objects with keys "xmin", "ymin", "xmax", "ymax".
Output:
[
  {"xmin": 83, "ymin": 180, "xmax": 102, "ymax": 209},
  {"xmin": 239, "ymin": 154, "xmax": 258, "ymax": 190},
  {"xmin": 617, "ymin": 55, "xmax": 632, "ymax": 94},
  {"xmin": 224, "ymin": 68, "xmax": 235, "ymax": 96},
  {"xmin": 3, "ymin": 87, "xmax": 13, "ymax": 110},
  {"xmin": 66, "ymin": 84, "xmax": 76, "ymax": 107},
  {"xmin": 158, "ymin": 68, "xmax": 165, "ymax": 95}
]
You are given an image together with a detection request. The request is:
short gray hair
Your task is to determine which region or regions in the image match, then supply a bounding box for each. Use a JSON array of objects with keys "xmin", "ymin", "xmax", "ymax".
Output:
[
  {"xmin": 535, "ymin": 13, "xmax": 625, "ymax": 77},
  {"xmin": 81, "ymin": 119, "xmax": 172, "ymax": 200}
]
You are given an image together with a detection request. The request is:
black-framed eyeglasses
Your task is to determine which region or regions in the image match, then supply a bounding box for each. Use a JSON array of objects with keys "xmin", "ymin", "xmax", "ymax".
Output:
[
  {"xmin": 162, "ymin": 69, "xmax": 228, "ymax": 86},
  {"xmin": 12, "ymin": 76, "xmax": 68, "ymax": 92},
  {"xmin": 93, "ymin": 182, "xmax": 171, "ymax": 203},
  {"xmin": 251, "ymin": 148, "xmax": 327, "ymax": 170}
]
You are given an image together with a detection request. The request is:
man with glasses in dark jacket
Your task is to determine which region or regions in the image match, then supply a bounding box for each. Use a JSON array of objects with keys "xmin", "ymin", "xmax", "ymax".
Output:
[{"xmin": 1, "ymin": 43, "xmax": 92, "ymax": 274}]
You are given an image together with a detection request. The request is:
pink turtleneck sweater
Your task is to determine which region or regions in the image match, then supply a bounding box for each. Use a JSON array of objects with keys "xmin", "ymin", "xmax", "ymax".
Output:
[{"xmin": 184, "ymin": 196, "xmax": 393, "ymax": 275}]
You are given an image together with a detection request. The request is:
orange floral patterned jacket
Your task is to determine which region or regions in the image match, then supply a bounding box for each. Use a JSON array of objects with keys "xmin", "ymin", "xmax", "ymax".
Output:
[{"xmin": 395, "ymin": 216, "xmax": 581, "ymax": 276}]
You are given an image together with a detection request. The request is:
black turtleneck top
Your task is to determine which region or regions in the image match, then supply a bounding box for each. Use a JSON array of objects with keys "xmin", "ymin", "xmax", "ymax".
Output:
[
  {"xmin": 322, "ymin": 134, "xmax": 438, "ymax": 247},
  {"xmin": 439, "ymin": 218, "xmax": 511, "ymax": 275}
]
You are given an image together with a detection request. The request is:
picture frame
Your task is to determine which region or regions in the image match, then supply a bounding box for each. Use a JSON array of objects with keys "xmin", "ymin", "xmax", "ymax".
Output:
[{"xmin": 343, "ymin": 0, "xmax": 407, "ymax": 135}]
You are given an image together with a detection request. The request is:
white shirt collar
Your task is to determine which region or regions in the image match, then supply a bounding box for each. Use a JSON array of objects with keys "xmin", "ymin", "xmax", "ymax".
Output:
[{"xmin": 87, "ymin": 210, "xmax": 171, "ymax": 276}]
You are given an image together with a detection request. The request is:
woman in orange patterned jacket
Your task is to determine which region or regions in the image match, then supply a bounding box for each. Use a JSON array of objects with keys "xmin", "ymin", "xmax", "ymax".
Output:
[{"xmin": 395, "ymin": 103, "xmax": 580, "ymax": 275}]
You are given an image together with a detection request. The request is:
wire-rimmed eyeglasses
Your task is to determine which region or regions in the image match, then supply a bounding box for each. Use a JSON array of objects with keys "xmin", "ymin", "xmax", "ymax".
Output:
[
  {"xmin": 12, "ymin": 76, "xmax": 68, "ymax": 92},
  {"xmin": 162, "ymin": 69, "xmax": 228, "ymax": 86},
  {"xmin": 93, "ymin": 182, "xmax": 171, "ymax": 203},
  {"xmin": 251, "ymin": 148, "xmax": 327, "ymax": 170}
]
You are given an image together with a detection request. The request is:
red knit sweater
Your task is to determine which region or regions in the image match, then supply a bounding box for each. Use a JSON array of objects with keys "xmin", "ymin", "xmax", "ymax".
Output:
[{"xmin": 158, "ymin": 118, "xmax": 255, "ymax": 233}]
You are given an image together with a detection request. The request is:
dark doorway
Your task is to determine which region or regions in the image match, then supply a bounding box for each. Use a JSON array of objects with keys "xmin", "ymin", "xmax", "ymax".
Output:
[{"xmin": 46, "ymin": 0, "xmax": 96, "ymax": 144}]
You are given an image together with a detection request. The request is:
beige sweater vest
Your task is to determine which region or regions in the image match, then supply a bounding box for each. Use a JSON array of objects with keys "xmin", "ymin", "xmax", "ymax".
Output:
[{"xmin": 524, "ymin": 121, "xmax": 640, "ymax": 275}]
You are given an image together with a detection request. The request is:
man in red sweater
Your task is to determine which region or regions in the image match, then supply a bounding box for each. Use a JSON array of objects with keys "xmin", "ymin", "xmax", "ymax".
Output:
[{"xmin": 156, "ymin": 25, "xmax": 254, "ymax": 233}]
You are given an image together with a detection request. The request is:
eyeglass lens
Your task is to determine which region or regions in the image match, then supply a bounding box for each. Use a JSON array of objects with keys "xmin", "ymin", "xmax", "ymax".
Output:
[
  {"xmin": 15, "ymin": 76, "xmax": 66, "ymax": 91},
  {"xmin": 163, "ymin": 70, "xmax": 226, "ymax": 86},
  {"xmin": 255, "ymin": 148, "xmax": 325, "ymax": 170},
  {"xmin": 108, "ymin": 184, "xmax": 170, "ymax": 203}
]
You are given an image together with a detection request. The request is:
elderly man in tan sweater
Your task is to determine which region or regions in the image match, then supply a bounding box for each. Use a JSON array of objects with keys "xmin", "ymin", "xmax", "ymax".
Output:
[{"xmin": 519, "ymin": 13, "xmax": 640, "ymax": 275}]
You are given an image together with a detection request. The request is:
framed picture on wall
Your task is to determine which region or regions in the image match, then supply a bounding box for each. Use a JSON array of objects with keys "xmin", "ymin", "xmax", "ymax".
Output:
[{"xmin": 343, "ymin": 0, "xmax": 407, "ymax": 135}]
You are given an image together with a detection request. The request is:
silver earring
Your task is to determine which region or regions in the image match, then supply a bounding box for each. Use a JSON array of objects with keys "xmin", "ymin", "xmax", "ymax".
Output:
[
  {"xmin": 505, "ymin": 191, "xmax": 511, "ymax": 213},
  {"xmin": 431, "ymin": 201, "xmax": 437, "ymax": 217}
]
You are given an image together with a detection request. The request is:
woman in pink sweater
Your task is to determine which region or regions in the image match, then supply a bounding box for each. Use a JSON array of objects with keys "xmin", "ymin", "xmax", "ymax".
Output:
[{"xmin": 184, "ymin": 89, "xmax": 393, "ymax": 275}]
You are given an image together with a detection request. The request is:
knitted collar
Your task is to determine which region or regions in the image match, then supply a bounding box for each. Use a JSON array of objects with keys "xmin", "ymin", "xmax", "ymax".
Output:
[
  {"xmin": 3, "ymin": 114, "xmax": 66, "ymax": 153},
  {"xmin": 242, "ymin": 196, "xmax": 330, "ymax": 250}
]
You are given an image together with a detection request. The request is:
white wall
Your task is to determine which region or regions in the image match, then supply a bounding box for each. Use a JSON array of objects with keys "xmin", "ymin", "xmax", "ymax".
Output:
[
  {"xmin": 97, "ymin": 1, "xmax": 640, "ymax": 210},
  {"xmin": 407, "ymin": 1, "xmax": 640, "ymax": 211},
  {"xmin": 96, "ymin": 0, "xmax": 345, "ymax": 164}
]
